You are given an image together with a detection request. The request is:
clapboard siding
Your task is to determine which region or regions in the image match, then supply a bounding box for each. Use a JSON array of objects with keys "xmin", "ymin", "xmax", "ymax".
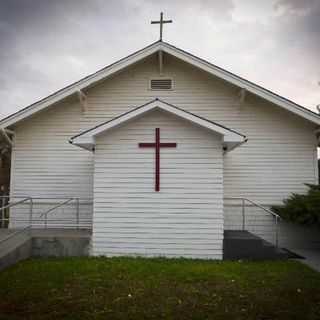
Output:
[
  {"xmin": 11, "ymin": 54, "xmax": 317, "ymax": 203},
  {"xmin": 9, "ymin": 52, "xmax": 318, "ymax": 249},
  {"xmin": 92, "ymin": 110, "xmax": 223, "ymax": 259},
  {"xmin": 85, "ymin": 54, "xmax": 317, "ymax": 205},
  {"xmin": 11, "ymin": 101, "xmax": 94, "ymax": 198}
]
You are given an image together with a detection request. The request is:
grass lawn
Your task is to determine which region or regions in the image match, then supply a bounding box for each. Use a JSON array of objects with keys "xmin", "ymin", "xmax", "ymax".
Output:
[{"xmin": 0, "ymin": 258, "xmax": 320, "ymax": 320}]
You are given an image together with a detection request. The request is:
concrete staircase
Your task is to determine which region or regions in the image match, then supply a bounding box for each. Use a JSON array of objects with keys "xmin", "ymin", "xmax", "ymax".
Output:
[
  {"xmin": 0, "ymin": 229, "xmax": 32, "ymax": 271},
  {"xmin": 223, "ymin": 230, "xmax": 289, "ymax": 260},
  {"xmin": 0, "ymin": 229, "xmax": 91, "ymax": 271},
  {"xmin": 0, "ymin": 228, "xmax": 289, "ymax": 271}
]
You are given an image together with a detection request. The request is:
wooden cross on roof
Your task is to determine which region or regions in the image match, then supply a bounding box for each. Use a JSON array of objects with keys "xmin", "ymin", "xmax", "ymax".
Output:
[{"xmin": 151, "ymin": 12, "xmax": 172, "ymax": 41}]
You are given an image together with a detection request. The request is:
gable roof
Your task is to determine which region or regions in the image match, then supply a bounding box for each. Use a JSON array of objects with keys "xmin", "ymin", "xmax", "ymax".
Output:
[
  {"xmin": 1, "ymin": 40, "xmax": 320, "ymax": 128},
  {"xmin": 70, "ymin": 98, "xmax": 247, "ymax": 152}
]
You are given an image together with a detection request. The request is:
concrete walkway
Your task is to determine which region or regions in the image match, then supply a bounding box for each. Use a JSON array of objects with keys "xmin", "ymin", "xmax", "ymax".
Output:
[{"xmin": 292, "ymin": 249, "xmax": 320, "ymax": 272}]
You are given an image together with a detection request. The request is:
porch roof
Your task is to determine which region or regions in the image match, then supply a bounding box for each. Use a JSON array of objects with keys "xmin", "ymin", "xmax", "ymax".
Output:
[{"xmin": 69, "ymin": 98, "xmax": 247, "ymax": 152}]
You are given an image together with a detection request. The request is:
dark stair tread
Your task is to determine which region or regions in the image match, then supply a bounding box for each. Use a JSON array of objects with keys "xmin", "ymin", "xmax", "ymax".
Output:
[
  {"xmin": 223, "ymin": 230, "xmax": 288, "ymax": 260},
  {"xmin": 261, "ymin": 240, "xmax": 289, "ymax": 257},
  {"xmin": 224, "ymin": 230, "xmax": 262, "ymax": 240}
]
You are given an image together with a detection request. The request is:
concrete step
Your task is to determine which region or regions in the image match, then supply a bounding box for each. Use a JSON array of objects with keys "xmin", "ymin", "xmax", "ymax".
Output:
[
  {"xmin": 31, "ymin": 228, "xmax": 91, "ymax": 257},
  {"xmin": 0, "ymin": 228, "xmax": 91, "ymax": 271},
  {"xmin": 0, "ymin": 230, "xmax": 32, "ymax": 271},
  {"xmin": 0, "ymin": 229, "xmax": 31, "ymax": 256}
]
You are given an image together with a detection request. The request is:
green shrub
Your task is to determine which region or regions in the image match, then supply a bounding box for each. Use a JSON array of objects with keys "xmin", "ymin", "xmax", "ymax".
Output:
[{"xmin": 272, "ymin": 184, "xmax": 320, "ymax": 227}]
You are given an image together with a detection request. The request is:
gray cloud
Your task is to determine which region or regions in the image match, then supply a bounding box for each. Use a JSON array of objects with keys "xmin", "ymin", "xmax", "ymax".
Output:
[
  {"xmin": 274, "ymin": 0, "xmax": 318, "ymax": 13},
  {"xmin": 0, "ymin": 0, "xmax": 319, "ymax": 119}
]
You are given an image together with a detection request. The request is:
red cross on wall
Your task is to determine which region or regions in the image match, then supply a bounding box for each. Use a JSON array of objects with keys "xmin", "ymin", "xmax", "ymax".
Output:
[{"xmin": 139, "ymin": 128, "xmax": 177, "ymax": 191}]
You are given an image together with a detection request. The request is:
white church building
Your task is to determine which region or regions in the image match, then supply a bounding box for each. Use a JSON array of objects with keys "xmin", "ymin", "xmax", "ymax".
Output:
[{"xmin": 0, "ymin": 38, "xmax": 319, "ymax": 260}]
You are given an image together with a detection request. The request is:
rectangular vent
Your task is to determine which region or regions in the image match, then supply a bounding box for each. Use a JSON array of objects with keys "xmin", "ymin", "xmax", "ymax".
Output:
[{"xmin": 150, "ymin": 78, "xmax": 173, "ymax": 90}]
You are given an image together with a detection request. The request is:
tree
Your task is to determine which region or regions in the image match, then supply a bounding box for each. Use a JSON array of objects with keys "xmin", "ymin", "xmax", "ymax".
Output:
[{"xmin": 272, "ymin": 184, "xmax": 320, "ymax": 227}]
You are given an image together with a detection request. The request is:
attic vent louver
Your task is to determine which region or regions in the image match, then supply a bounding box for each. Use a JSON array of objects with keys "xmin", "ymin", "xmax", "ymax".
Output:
[{"xmin": 150, "ymin": 78, "xmax": 173, "ymax": 90}]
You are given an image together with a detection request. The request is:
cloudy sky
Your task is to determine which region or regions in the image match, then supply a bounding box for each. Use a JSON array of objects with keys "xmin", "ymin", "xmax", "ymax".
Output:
[{"xmin": 0, "ymin": 0, "xmax": 319, "ymax": 119}]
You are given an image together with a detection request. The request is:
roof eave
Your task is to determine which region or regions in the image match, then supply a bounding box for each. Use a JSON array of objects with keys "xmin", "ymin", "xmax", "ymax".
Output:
[
  {"xmin": 0, "ymin": 41, "xmax": 164, "ymax": 129},
  {"xmin": 70, "ymin": 99, "xmax": 246, "ymax": 141},
  {"xmin": 70, "ymin": 99, "xmax": 246, "ymax": 152},
  {"xmin": 160, "ymin": 42, "xmax": 320, "ymax": 126}
]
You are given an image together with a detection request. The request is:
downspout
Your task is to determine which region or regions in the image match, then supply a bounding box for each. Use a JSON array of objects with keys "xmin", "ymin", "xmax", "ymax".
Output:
[
  {"xmin": 316, "ymin": 129, "xmax": 320, "ymax": 147},
  {"xmin": 315, "ymin": 105, "xmax": 320, "ymax": 147}
]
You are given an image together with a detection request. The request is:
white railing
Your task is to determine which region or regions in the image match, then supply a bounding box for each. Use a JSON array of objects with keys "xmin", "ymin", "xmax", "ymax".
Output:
[
  {"xmin": 0, "ymin": 196, "xmax": 33, "ymax": 227},
  {"xmin": 224, "ymin": 197, "xmax": 281, "ymax": 247},
  {"xmin": 0, "ymin": 196, "xmax": 93, "ymax": 256},
  {"xmin": 0, "ymin": 197, "xmax": 33, "ymax": 254},
  {"xmin": 0, "ymin": 196, "xmax": 93, "ymax": 230},
  {"xmin": 0, "ymin": 196, "xmax": 280, "ymax": 248}
]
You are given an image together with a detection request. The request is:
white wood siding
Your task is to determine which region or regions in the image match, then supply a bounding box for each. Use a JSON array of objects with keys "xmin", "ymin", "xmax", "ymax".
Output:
[
  {"xmin": 93, "ymin": 110, "xmax": 223, "ymax": 259},
  {"xmin": 9, "ymin": 53, "xmax": 318, "ymax": 248}
]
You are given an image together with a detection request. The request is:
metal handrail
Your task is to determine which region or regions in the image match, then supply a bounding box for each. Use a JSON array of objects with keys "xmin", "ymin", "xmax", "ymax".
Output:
[
  {"xmin": 0, "ymin": 197, "xmax": 33, "ymax": 227},
  {"xmin": 224, "ymin": 196, "xmax": 281, "ymax": 248},
  {"xmin": 0, "ymin": 196, "xmax": 91, "ymax": 252},
  {"xmin": 0, "ymin": 196, "xmax": 34, "ymax": 199},
  {"xmin": 224, "ymin": 197, "xmax": 281, "ymax": 219},
  {"xmin": 0, "ymin": 197, "xmax": 32, "ymax": 212},
  {"xmin": 0, "ymin": 196, "xmax": 93, "ymax": 230},
  {"xmin": 0, "ymin": 196, "xmax": 90, "ymax": 199},
  {"xmin": 39, "ymin": 198, "xmax": 75, "ymax": 218},
  {"xmin": 38, "ymin": 198, "xmax": 76, "ymax": 229}
]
